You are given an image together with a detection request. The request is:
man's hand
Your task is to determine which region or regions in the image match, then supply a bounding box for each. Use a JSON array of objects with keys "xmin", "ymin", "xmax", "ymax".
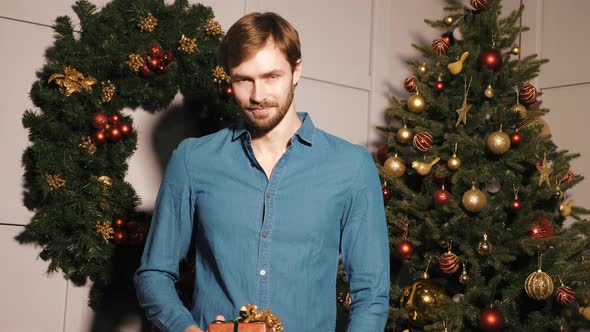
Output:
[{"xmin": 183, "ymin": 315, "xmax": 226, "ymax": 332}]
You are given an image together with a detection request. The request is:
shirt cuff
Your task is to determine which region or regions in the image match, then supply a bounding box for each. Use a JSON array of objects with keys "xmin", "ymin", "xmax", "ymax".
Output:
[{"xmin": 168, "ymin": 314, "xmax": 199, "ymax": 332}]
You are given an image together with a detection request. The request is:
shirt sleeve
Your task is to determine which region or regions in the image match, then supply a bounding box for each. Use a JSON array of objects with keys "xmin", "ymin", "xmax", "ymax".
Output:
[
  {"xmin": 134, "ymin": 140, "xmax": 198, "ymax": 332},
  {"xmin": 341, "ymin": 147, "xmax": 390, "ymax": 332}
]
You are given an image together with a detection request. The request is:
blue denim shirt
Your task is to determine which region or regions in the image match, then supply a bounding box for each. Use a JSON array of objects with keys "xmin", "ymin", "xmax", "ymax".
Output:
[{"xmin": 134, "ymin": 112, "xmax": 390, "ymax": 331}]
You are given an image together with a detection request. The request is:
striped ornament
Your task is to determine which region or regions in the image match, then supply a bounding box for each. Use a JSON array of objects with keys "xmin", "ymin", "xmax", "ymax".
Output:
[
  {"xmin": 439, "ymin": 252, "xmax": 459, "ymax": 273},
  {"xmin": 556, "ymin": 285, "xmax": 576, "ymax": 305},
  {"xmin": 403, "ymin": 75, "xmax": 417, "ymax": 93},
  {"xmin": 470, "ymin": 0, "xmax": 488, "ymax": 10},
  {"xmin": 413, "ymin": 131, "xmax": 433, "ymax": 152},
  {"xmin": 519, "ymin": 83, "xmax": 538, "ymax": 105},
  {"xmin": 562, "ymin": 170, "xmax": 575, "ymax": 183},
  {"xmin": 432, "ymin": 38, "xmax": 450, "ymax": 55},
  {"xmin": 525, "ymin": 270, "xmax": 554, "ymax": 300}
]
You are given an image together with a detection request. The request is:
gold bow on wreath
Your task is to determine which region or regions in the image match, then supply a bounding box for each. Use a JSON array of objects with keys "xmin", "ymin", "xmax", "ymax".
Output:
[{"xmin": 48, "ymin": 66, "xmax": 97, "ymax": 96}]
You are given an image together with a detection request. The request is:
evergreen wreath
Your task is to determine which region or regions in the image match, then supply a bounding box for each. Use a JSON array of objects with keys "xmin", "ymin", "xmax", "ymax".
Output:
[{"xmin": 20, "ymin": 0, "xmax": 239, "ymax": 308}]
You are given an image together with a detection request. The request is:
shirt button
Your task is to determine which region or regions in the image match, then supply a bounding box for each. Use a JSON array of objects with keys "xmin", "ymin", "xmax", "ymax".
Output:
[
  {"xmin": 259, "ymin": 269, "xmax": 266, "ymax": 276},
  {"xmin": 266, "ymin": 193, "xmax": 272, "ymax": 199},
  {"xmin": 261, "ymin": 231, "xmax": 268, "ymax": 238}
]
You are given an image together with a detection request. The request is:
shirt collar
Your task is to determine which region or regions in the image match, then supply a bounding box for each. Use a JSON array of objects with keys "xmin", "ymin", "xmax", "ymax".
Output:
[{"xmin": 231, "ymin": 112, "xmax": 315, "ymax": 146}]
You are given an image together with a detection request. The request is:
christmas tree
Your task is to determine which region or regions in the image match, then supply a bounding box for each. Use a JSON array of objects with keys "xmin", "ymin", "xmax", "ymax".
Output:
[{"xmin": 377, "ymin": 0, "xmax": 590, "ymax": 330}]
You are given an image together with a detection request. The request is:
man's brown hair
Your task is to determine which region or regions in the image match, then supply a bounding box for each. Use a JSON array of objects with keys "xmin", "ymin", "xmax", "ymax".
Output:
[{"xmin": 217, "ymin": 12, "xmax": 301, "ymax": 74}]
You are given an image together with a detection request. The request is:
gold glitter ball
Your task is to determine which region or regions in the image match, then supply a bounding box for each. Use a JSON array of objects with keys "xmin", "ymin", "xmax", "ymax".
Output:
[
  {"xmin": 96, "ymin": 220, "xmax": 114, "ymax": 243},
  {"xmin": 79, "ymin": 136, "xmax": 96, "ymax": 154},
  {"xmin": 48, "ymin": 66, "xmax": 97, "ymax": 96},
  {"xmin": 101, "ymin": 80, "xmax": 116, "ymax": 103},
  {"xmin": 178, "ymin": 34, "xmax": 198, "ymax": 54},
  {"xmin": 127, "ymin": 53, "xmax": 144, "ymax": 72},
  {"xmin": 46, "ymin": 174, "xmax": 66, "ymax": 190},
  {"xmin": 212, "ymin": 65, "xmax": 230, "ymax": 84},
  {"xmin": 138, "ymin": 12, "xmax": 158, "ymax": 32},
  {"xmin": 205, "ymin": 19, "xmax": 222, "ymax": 36}
]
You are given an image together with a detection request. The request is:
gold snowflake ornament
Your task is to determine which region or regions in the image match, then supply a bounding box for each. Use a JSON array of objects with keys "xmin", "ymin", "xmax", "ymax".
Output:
[
  {"xmin": 127, "ymin": 53, "xmax": 144, "ymax": 72},
  {"xmin": 101, "ymin": 80, "xmax": 116, "ymax": 103},
  {"xmin": 178, "ymin": 34, "xmax": 198, "ymax": 54},
  {"xmin": 205, "ymin": 19, "xmax": 222, "ymax": 36},
  {"xmin": 138, "ymin": 12, "xmax": 158, "ymax": 32},
  {"xmin": 96, "ymin": 221, "xmax": 114, "ymax": 243},
  {"xmin": 79, "ymin": 136, "xmax": 96, "ymax": 154},
  {"xmin": 46, "ymin": 174, "xmax": 66, "ymax": 190},
  {"xmin": 212, "ymin": 65, "xmax": 230, "ymax": 84}
]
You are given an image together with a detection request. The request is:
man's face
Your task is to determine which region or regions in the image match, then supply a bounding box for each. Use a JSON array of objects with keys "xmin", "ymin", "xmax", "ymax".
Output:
[{"xmin": 229, "ymin": 40, "xmax": 301, "ymax": 133}]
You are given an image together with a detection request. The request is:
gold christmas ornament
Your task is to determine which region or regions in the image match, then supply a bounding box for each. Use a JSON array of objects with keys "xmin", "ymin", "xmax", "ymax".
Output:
[
  {"xmin": 396, "ymin": 124, "xmax": 413, "ymax": 144},
  {"xmin": 407, "ymin": 92, "xmax": 426, "ymax": 113},
  {"xmin": 96, "ymin": 220, "xmax": 114, "ymax": 243},
  {"xmin": 448, "ymin": 51, "xmax": 469, "ymax": 75},
  {"xmin": 48, "ymin": 66, "xmax": 97, "ymax": 96},
  {"xmin": 487, "ymin": 126, "xmax": 511, "ymax": 154},
  {"xmin": 459, "ymin": 264, "xmax": 470, "ymax": 284},
  {"xmin": 178, "ymin": 34, "xmax": 198, "ymax": 54},
  {"xmin": 46, "ymin": 174, "xmax": 66, "ymax": 190},
  {"xmin": 418, "ymin": 63, "xmax": 428, "ymax": 75},
  {"xmin": 560, "ymin": 200, "xmax": 575, "ymax": 217},
  {"xmin": 412, "ymin": 156, "xmax": 440, "ymax": 176},
  {"xmin": 525, "ymin": 269, "xmax": 554, "ymax": 300},
  {"xmin": 212, "ymin": 65, "xmax": 231, "ymax": 84},
  {"xmin": 476, "ymin": 233, "xmax": 493, "ymax": 256},
  {"xmin": 521, "ymin": 117, "xmax": 551, "ymax": 138},
  {"xmin": 444, "ymin": 15, "xmax": 454, "ymax": 25},
  {"xmin": 205, "ymin": 19, "xmax": 222, "ymax": 36},
  {"xmin": 127, "ymin": 53, "xmax": 144, "ymax": 72},
  {"xmin": 511, "ymin": 44, "xmax": 521, "ymax": 56},
  {"xmin": 79, "ymin": 136, "xmax": 96, "ymax": 154},
  {"xmin": 400, "ymin": 279, "xmax": 446, "ymax": 327},
  {"xmin": 101, "ymin": 80, "xmax": 116, "ymax": 103},
  {"xmin": 462, "ymin": 184, "xmax": 487, "ymax": 212},
  {"xmin": 484, "ymin": 84, "xmax": 494, "ymax": 98},
  {"xmin": 511, "ymin": 103, "xmax": 527, "ymax": 118},
  {"xmin": 536, "ymin": 153, "xmax": 553, "ymax": 187},
  {"xmin": 138, "ymin": 12, "xmax": 158, "ymax": 32},
  {"xmin": 95, "ymin": 175, "xmax": 112, "ymax": 192},
  {"xmin": 384, "ymin": 154, "xmax": 406, "ymax": 178},
  {"xmin": 447, "ymin": 143, "xmax": 461, "ymax": 170}
]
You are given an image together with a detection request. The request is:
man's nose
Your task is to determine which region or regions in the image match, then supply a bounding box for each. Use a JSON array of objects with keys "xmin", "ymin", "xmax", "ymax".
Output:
[{"xmin": 250, "ymin": 82, "xmax": 266, "ymax": 104}]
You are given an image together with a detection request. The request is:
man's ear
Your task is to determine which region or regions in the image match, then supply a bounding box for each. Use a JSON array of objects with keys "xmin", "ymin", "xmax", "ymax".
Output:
[{"xmin": 292, "ymin": 58, "xmax": 302, "ymax": 87}]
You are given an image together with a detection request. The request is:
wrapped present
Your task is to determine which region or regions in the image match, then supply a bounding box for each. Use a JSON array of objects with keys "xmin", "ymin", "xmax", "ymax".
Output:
[
  {"xmin": 207, "ymin": 304, "xmax": 283, "ymax": 332},
  {"xmin": 208, "ymin": 321, "xmax": 268, "ymax": 332}
]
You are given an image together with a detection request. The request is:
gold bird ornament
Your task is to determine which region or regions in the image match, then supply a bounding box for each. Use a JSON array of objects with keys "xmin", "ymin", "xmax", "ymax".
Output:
[
  {"xmin": 579, "ymin": 306, "xmax": 590, "ymax": 320},
  {"xmin": 560, "ymin": 200, "xmax": 575, "ymax": 217},
  {"xmin": 412, "ymin": 156, "xmax": 441, "ymax": 176},
  {"xmin": 447, "ymin": 51, "xmax": 469, "ymax": 75}
]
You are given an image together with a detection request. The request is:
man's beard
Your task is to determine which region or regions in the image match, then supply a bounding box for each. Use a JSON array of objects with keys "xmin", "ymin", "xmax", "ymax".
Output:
[{"xmin": 243, "ymin": 85, "xmax": 295, "ymax": 134}]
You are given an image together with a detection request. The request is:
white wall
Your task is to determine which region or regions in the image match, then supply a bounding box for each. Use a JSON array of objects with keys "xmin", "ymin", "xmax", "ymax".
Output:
[{"xmin": 1, "ymin": 0, "xmax": 588, "ymax": 331}]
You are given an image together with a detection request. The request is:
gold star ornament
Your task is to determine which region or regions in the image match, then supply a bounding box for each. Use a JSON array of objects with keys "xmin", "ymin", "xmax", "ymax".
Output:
[
  {"xmin": 455, "ymin": 98, "xmax": 472, "ymax": 127},
  {"xmin": 536, "ymin": 154, "xmax": 553, "ymax": 187}
]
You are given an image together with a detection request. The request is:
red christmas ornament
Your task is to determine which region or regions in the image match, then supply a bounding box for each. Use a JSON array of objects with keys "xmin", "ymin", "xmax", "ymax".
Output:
[
  {"xmin": 158, "ymin": 62, "xmax": 167, "ymax": 72},
  {"xmin": 140, "ymin": 64, "xmax": 154, "ymax": 77},
  {"xmin": 555, "ymin": 285, "xmax": 576, "ymax": 305},
  {"xmin": 434, "ymin": 187, "xmax": 451, "ymax": 205},
  {"xmin": 225, "ymin": 86, "xmax": 233, "ymax": 95},
  {"xmin": 92, "ymin": 130, "xmax": 107, "ymax": 144},
  {"xmin": 441, "ymin": 31, "xmax": 454, "ymax": 46},
  {"xmin": 396, "ymin": 240, "xmax": 414, "ymax": 260},
  {"xmin": 519, "ymin": 83, "xmax": 538, "ymax": 105},
  {"xmin": 403, "ymin": 75, "xmax": 417, "ymax": 93},
  {"xmin": 509, "ymin": 198, "xmax": 522, "ymax": 211},
  {"xmin": 562, "ymin": 170, "xmax": 575, "ymax": 183},
  {"xmin": 439, "ymin": 252, "xmax": 459, "ymax": 273},
  {"xmin": 91, "ymin": 112, "xmax": 109, "ymax": 130},
  {"xmin": 434, "ymin": 77, "xmax": 445, "ymax": 92},
  {"xmin": 147, "ymin": 43, "xmax": 163, "ymax": 58},
  {"xmin": 382, "ymin": 185, "xmax": 393, "ymax": 201},
  {"xmin": 478, "ymin": 48, "xmax": 503, "ymax": 71},
  {"xmin": 119, "ymin": 123, "xmax": 132, "ymax": 137},
  {"xmin": 413, "ymin": 131, "xmax": 433, "ymax": 152},
  {"xmin": 113, "ymin": 230, "xmax": 127, "ymax": 244},
  {"xmin": 478, "ymin": 307, "xmax": 504, "ymax": 332},
  {"xmin": 376, "ymin": 144, "xmax": 389, "ymax": 165},
  {"xmin": 510, "ymin": 131, "xmax": 522, "ymax": 145},
  {"xmin": 106, "ymin": 126, "xmax": 122, "ymax": 142},
  {"xmin": 432, "ymin": 38, "xmax": 450, "ymax": 55},
  {"xmin": 114, "ymin": 217, "xmax": 125, "ymax": 229},
  {"xmin": 161, "ymin": 50, "xmax": 174, "ymax": 64},
  {"xmin": 146, "ymin": 55, "xmax": 161, "ymax": 71},
  {"xmin": 108, "ymin": 113, "xmax": 121, "ymax": 124},
  {"xmin": 530, "ymin": 215, "xmax": 555, "ymax": 239}
]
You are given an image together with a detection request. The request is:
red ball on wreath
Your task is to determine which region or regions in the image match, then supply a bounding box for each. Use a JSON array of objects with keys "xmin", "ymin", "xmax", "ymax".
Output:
[
  {"xmin": 106, "ymin": 126, "xmax": 122, "ymax": 142},
  {"xmin": 434, "ymin": 187, "xmax": 451, "ymax": 205},
  {"xmin": 478, "ymin": 307, "xmax": 504, "ymax": 332},
  {"xmin": 478, "ymin": 48, "xmax": 503, "ymax": 71},
  {"xmin": 146, "ymin": 55, "xmax": 161, "ymax": 71},
  {"xmin": 119, "ymin": 122, "xmax": 132, "ymax": 137},
  {"xmin": 91, "ymin": 112, "xmax": 109, "ymax": 130},
  {"xmin": 108, "ymin": 113, "xmax": 121, "ymax": 124},
  {"xmin": 147, "ymin": 43, "xmax": 163, "ymax": 58},
  {"xmin": 92, "ymin": 130, "xmax": 107, "ymax": 144},
  {"xmin": 396, "ymin": 240, "xmax": 414, "ymax": 260},
  {"xmin": 114, "ymin": 217, "xmax": 125, "ymax": 229},
  {"xmin": 161, "ymin": 50, "xmax": 174, "ymax": 64},
  {"xmin": 225, "ymin": 86, "xmax": 233, "ymax": 95},
  {"xmin": 113, "ymin": 230, "xmax": 127, "ymax": 244}
]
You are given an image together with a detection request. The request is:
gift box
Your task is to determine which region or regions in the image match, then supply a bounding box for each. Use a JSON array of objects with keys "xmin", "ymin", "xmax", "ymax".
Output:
[{"xmin": 208, "ymin": 321, "xmax": 268, "ymax": 332}]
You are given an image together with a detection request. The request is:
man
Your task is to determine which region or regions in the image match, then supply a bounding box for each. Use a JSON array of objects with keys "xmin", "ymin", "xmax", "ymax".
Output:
[{"xmin": 135, "ymin": 12, "xmax": 389, "ymax": 332}]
